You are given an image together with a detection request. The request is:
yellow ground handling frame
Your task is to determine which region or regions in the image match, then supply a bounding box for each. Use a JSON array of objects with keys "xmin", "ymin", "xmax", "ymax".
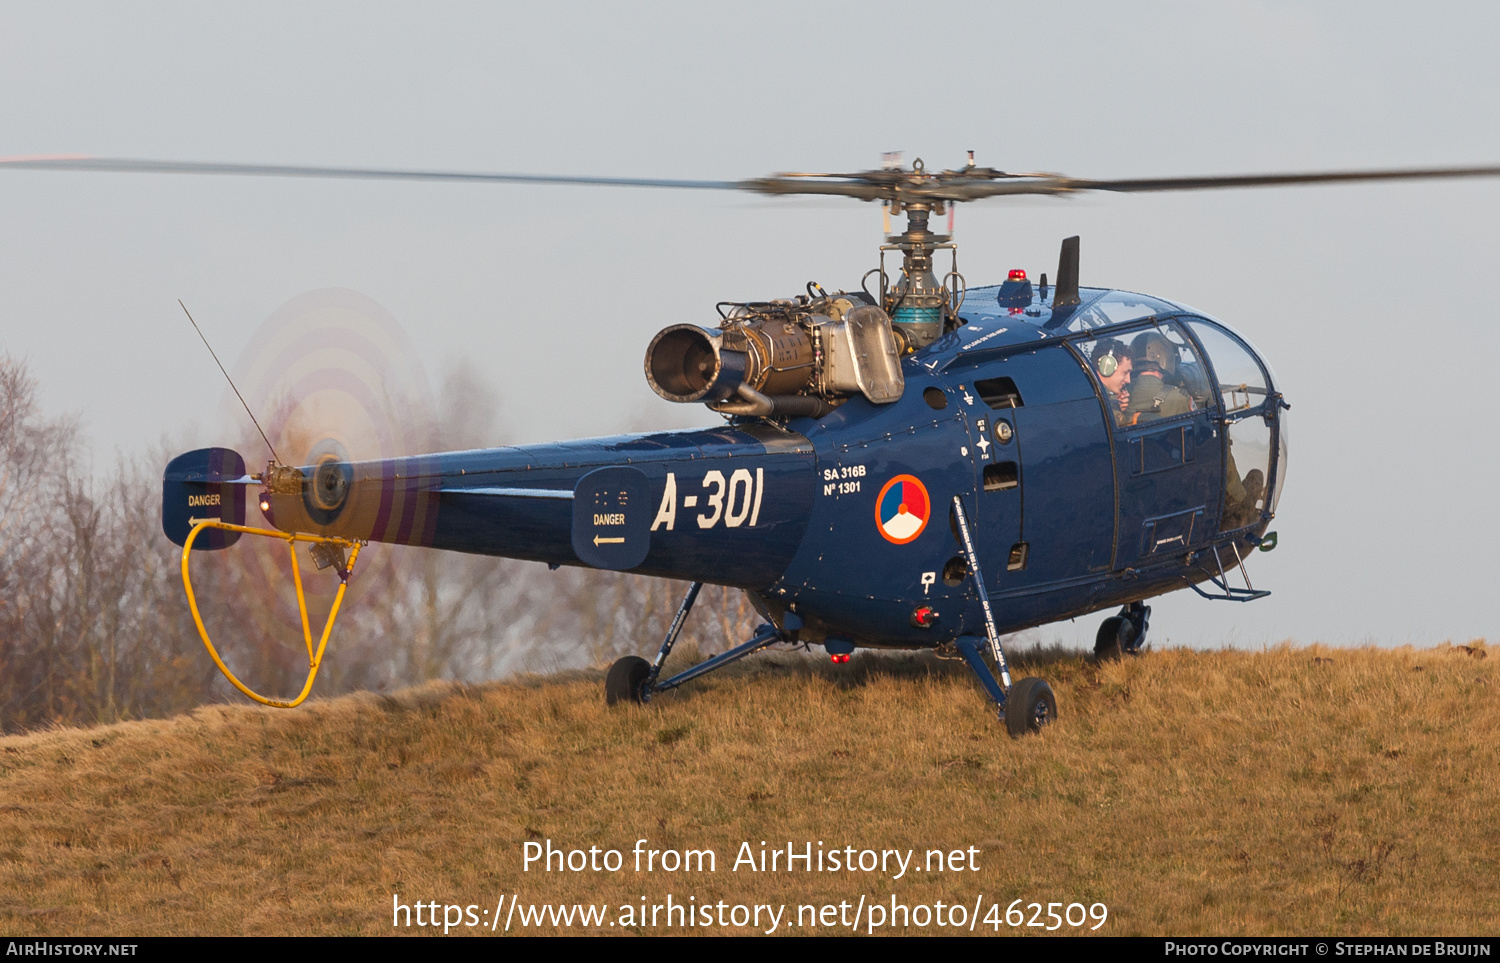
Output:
[{"xmin": 182, "ymin": 517, "xmax": 363, "ymax": 708}]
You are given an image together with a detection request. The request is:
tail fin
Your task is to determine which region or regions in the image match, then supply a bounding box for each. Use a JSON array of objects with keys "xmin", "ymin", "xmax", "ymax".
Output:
[{"xmin": 162, "ymin": 448, "xmax": 248, "ymax": 549}]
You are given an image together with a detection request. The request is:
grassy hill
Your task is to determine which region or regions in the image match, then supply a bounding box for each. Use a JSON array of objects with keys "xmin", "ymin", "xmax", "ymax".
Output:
[{"xmin": 0, "ymin": 642, "xmax": 1494, "ymax": 936}]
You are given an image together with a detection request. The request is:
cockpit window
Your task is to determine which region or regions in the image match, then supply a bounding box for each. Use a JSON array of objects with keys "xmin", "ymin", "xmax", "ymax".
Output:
[
  {"xmin": 1127, "ymin": 324, "xmax": 1214, "ymax": 414},
  {"xmin": 1183, "ymin": 319, "xmax": 1275, "ymax": 531},
  {"xmin": 1054, "ymin": 291, "xmax": 1179, "ymax": 334},
  {"xmin": 1073, "ymin": 334, "xmax": 1134, "ymax": 428},
  {"xmin": 1074, "ymin": 322, "xmax": 1210, "ymax": 430},
  {"xmin": 1182, "ymin": 320, "xmax": 1269, "ymax": 414}
]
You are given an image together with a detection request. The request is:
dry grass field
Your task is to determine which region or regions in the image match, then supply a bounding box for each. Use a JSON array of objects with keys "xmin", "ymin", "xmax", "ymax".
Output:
[{"xmin": 0, "ymin": 641, "xmax": 1494, "ymax": 937}]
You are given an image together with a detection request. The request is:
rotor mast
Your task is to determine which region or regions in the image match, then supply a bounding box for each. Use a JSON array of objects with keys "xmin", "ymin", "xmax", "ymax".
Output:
[
  {"xmin": 745, "ymin": 152, "xmax": 1026, "ymax": 348},
  {"xmin": 881, "ymin": 161, "xmax": 956, "ymax": 348}
]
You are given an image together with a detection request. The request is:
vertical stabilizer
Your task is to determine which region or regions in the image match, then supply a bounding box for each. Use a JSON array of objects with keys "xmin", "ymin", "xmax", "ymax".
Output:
[{"xmin": 163, "ymin": 448, "xmax": 247, "ymax": 549}]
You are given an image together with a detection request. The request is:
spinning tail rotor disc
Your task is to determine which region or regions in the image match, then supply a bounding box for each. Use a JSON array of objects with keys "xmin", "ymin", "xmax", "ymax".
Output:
[{"xmin": 208, "ymin": 288, "xmax": 435, "ymax": 677}]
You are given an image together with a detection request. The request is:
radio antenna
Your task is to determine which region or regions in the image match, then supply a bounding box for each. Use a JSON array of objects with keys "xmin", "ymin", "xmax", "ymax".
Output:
[{"xmin": 178, "ymin": 299, "xmax": 281, "ymax": 465}]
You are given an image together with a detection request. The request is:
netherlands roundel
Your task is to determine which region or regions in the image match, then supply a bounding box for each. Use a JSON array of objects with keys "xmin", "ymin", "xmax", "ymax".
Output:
[{"xmin": 875, "ymin": 474, "xmax": 931, "ymax": 545}]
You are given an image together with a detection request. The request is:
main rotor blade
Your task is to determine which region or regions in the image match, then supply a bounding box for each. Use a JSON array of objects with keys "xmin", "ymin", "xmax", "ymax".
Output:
[
  {"xmin": 744, "ymin": 163, "xmax": 1500, "ymax": 203},
  {"xmin": 968, "ymin": 164, "xmax": 1500, "ymax": 198},
  {"xmin": 0, "ymin": 155, "xmax": 743, "ymax": 191},
  {"xmin": 6, "ymin": 155, "xmax": 1500, "ymax": 203}
]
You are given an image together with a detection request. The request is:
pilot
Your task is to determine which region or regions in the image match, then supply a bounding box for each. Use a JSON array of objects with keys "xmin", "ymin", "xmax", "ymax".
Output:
[
  {"xmin": 1090, "ymin": 339, "xmax": 1131, "ymax": 426},
  {"xmin": 1125, "ymin": 333, "xmax": 1194, "ymax": 424},
  {"xmin": 1133, "ymin": 329, "xmax": 1211, "ymax": 407},
  {"xmin": 1127, "ymin": 329, "xmax": 1263, "ymax": 524}
]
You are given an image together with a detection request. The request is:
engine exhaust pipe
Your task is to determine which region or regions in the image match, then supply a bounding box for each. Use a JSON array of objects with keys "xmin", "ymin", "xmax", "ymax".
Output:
[{"xmin": 644, "ymin": 325, "xmax": 748, "ymax": 403}]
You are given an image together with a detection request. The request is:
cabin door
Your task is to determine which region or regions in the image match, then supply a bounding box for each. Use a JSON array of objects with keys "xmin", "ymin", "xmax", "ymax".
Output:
[
  {"xmin": 1077, "ymin": 322, "xmax": 1224, "ymax": 569},
  {"xmin": 948, "ymin": 345, "xmax": 1116, "ymax": 601}
]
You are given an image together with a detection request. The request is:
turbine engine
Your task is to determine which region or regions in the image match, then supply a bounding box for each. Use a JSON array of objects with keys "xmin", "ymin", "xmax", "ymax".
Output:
[{"xmin": 644, "ymin": 292, "xmax": 905, "ymax": 418}]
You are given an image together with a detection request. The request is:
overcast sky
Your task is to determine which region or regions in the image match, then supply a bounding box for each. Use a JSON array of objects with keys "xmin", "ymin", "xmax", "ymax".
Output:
[{"xmin": 2, "ymin": 1, "xmax": 1497, "ymax": 650}]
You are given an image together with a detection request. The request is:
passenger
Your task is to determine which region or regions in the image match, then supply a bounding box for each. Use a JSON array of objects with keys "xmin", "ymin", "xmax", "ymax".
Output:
[
  {"xmin": 1224, "ymin": 467, "xmax": 1266, "ymax": 530},
  {"xmin": 1090, "ymin": 339, "xmax": 1131, "ymax": 427},
  {"xmin": 1125, "ymin": 333, "xmax": 1194, "ymax": 424}
]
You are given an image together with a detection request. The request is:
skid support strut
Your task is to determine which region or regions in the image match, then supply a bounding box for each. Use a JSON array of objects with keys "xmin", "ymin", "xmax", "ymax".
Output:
[
  {"xmin": 646, "ymin": 580, "xmax": 703, "ymax": 692},
  {"xmin": 1124, "ymin": 601, "xmax": 1150, "ymax": 653},
  {"xmin": 645, "ymin": 607, "xmax": 804, "ymax": 701},
  {"xmin": 950, "ymin": 496, "xmax": 1011, "ymax": 712},
  {"xmin": 651, "ymin": 625, "xmax": 781, "ymax": 695},
  {"xmin": 955, "ymin": 636, "xmax": 1006, "ymax": 706}
]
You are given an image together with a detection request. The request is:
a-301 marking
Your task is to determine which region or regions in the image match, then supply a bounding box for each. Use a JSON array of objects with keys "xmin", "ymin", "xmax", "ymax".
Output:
[{"xmin": 651, "ymin": 469, "xmax": 765, "ymax": 531}]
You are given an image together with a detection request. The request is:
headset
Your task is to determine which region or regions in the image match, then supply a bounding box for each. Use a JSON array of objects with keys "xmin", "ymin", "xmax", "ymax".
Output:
[{"xmin": 1094, "ymin": 345, "xmax": 1120, "ymax": 377}]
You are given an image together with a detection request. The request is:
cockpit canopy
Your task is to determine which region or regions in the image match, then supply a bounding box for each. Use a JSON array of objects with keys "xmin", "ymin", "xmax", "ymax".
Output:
[{"xmin": 953, "ymin": 282, "xmax": 1288, "ymax": 528}]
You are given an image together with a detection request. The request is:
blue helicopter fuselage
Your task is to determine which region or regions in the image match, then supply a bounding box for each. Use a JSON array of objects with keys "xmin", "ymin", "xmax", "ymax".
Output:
[{"xmin": 166, "ymin": 284, "xmax": 1287, "ymax": 651}]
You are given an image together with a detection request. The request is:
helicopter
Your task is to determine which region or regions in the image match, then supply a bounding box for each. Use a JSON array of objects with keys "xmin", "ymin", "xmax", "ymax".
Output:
[{"xmin": 10, "ymin": 152, "xmax": 1499, "ymax": 736}]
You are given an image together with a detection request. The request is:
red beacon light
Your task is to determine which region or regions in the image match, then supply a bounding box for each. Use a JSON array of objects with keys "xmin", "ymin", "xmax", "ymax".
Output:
[
  {"xmin": 830, "ymin": 653, "xmax": 850, "ymax": 664},
  {"xmin": 997, "ymin": 269, "xmax": 1034, "ymax": 312}
]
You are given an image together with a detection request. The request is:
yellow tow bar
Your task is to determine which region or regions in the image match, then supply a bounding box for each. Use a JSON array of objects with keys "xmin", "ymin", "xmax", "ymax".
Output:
[{"xmin": 182, "ymin": 517, "xmax": 363, "ymax": 709}]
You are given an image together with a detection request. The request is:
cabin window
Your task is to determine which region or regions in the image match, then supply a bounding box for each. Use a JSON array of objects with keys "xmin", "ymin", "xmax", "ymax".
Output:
[
  {"xmin": 983, "ymin": 462, "xmax": 1019, "ymax": 491},
  {"xmin": 974, "ymin": 376, "xmax": 1023, "ymax": 409}
]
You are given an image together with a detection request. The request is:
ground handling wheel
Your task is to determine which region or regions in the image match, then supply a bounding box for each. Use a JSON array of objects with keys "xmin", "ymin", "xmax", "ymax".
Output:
[
  {"xmin": 605, "ymin": 655, "xmax": 652, "ymax": 705},
  {"xmin": 1094, "ymin": 616, "xmax": 1138, "ymax": 663},
  {"xmin": 1005, "ymin": 677, "xmax": 1057, "ymax": 738}
]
